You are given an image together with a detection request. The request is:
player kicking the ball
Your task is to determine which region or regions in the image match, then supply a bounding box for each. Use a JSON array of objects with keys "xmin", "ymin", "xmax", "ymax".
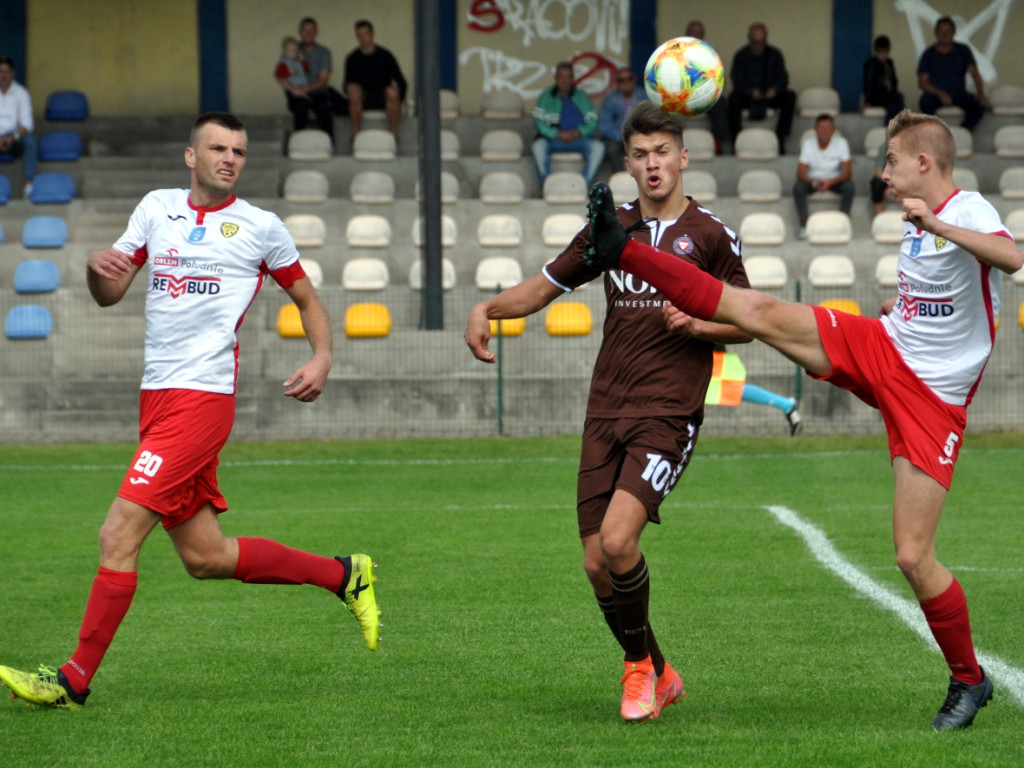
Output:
[
  {"xmin": 0, "ymin": 112, "xmax": 380, "ymax": 711},
  {"xmin": 466, "ymin": 101, "xmax": 753, "ymax": 721},
  {"xmin": 583, "ymin": 108, "xmax": 1020, "ymax": 730}
]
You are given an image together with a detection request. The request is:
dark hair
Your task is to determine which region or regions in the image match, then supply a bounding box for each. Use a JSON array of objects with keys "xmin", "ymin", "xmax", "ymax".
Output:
[
  {"xmin": 935, "ymin": 15, "xmax": 955, "ymax": 32},
  {"xmin": 873, "ymin": 35, "xmax": 890, "ymax": 51},
  {"xmin": 355, "ymin": 19, "xmax": 374, "ymax": 32},
  {"xmin": 299, "ymin": 16, "xmax": 317, "ymax": 28},
  {"xmin": 0, "ymin": 56, "xmax": 14, "ymax": 69},
  {"xmin": 622, "ymin": 101, "xmax": 684, "ymax": 148},
  {"xmin": 190, "ymin": 112, "xmax": 246, "ymax": 145},
  {"xmin": 814, "ymin": 113, "xmax": 835, "ymax": 124}
]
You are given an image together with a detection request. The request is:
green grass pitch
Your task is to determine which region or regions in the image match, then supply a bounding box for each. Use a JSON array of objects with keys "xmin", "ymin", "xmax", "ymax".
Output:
[{"xmin": 1, "ymin": 434, "xmax": 1023, "ymax": 767}]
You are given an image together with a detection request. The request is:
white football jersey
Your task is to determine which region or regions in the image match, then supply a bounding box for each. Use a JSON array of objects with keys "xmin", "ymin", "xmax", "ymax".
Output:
[
  {"xmin": 881, "ymin": 190, "xmax": 1012, "ymax": 406},
  {"xmin": 114, "ymin": 189, "xmax": 302, "ymax": 394}
]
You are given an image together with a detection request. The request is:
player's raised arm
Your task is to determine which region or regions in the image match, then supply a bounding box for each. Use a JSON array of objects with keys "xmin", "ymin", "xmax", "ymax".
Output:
[
  {"xmin": 465, "ymin": 273, "xmax": 563, "ymax": 362},
  {"xmin": 902, "ymin": 197, "xmax": 1022, "ymax": 274},
  {"xmin": 282, "ymin": 275, "xmax": 333, "ymax": 401},
  {"xmin": 86, "ymin": 247, "xmax": 140, "ymax": 307}
]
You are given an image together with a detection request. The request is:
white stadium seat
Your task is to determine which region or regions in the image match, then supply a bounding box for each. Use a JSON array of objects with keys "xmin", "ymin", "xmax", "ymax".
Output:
[
  {"xmin": 476, "ymin": 214, "xmax": 523, "ymax": 247},
  {"xmin": 543, "ymin": 171, "xmax": 587, "ymax": 204},
  {"xmin": 743, "ymin": 255, "xmax": 788, "ymax": 289},
  {"xmin": 683, "ymin": 169, "xmax": 717, "ymax": 202},
  {"xmin": 412, "ymin": 215, "xmax": 457, "ymax": 248},
  {"xmin": 409, "ymin": 257, "xmax": 457, "ymax": 290},
  {"xmin": 342, "ymin": 257, "xmax": 390, "ymax": 291},
  {"xmin": 797, "ymin": 86, "xmax": 840, "ymax": 118},
  {"xmin": 479, "ymin": 171, "xmax": 525, "ymax": 205},
  {"xmin": 480, "ymin": 129, "xmax": 523, "ymax": 162},
  {"xmin": 871, "ymin": 211, "xmax": 905, "ymax": 244},
  {"xmin": 475, "ymin": 256, "xmax": 523, "ymax": 290},
  {"xmin": 287, "ymin": 129, "xmax": 332, "ymax": 161},
  {"xmin": 481, "ymin": 90, "xmax": 524, "ymax": 120},
  {"xmin": 805, "ymin": 211, "xmax": 852, "ymax": 246},
  {"xmin": 345, "ymin": 214, "xmax": 392, "ymax": 248},
  {"xmin": 542, "ymin": 213, "xmax": 586, "ymax": 248},
  {"xmin": 353, "ymin": 129, "xmax": 396, "ymax": 161},
  {"xmin": 737, "ymin": 169, "xmax": 782, "ymax": 203},
  {"xmin": 739, "ymin": 212, "xmax": 785, "ymax": 246},
  {"xmin": 735, "ymin": 127, "xmax": 778, "ymax": 161},
  {"xmin": 284, "ymin": 213, "xmax": 326, "ymax": 248},
  {"xmin": 283, "ymin": 170, "xmax": 329, "ymax": 203},
  {"xmin": 807, "ymin": 254, "xmax": 856, "ymax": 288},
  {"xmin": 349, "ymin": 171, "xmax": 395, "ymax": 204}
]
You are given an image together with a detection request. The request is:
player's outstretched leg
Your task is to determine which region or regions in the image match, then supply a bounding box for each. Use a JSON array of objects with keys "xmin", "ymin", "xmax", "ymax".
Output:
[
  {"xmin": 785, "ymin": 401, "xmax": 803, "ymax": 436},
  {"xmin": 0, "ymin": 664, "xmax": 90, "ymax": 710},
  {"xmin": 336, "ymin": 554, "xmax": 382, "ymax": 651},
  {"xmin": 931, "ymin": 669, "xmax": 993, "ymax": 731},
  {"xmin": 584, "ymin": 182, "xmax": 627, "ymax": 270},
  {"xmin": 654, "ymin": 661, "xmax": 686, "ymax": 717}
]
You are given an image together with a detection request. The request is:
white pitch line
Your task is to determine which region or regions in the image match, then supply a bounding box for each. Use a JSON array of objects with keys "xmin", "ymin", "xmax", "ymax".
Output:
[{"xmin": 766, "ymin": 505, "xmax": 1024, "ymax": 708}]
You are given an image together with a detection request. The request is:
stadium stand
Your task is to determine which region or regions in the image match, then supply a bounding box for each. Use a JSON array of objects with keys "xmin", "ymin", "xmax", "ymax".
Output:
[
  {"xmin": 871, "ymin": 211, "xmax": 905, "ymax": 244},
  {"xmin": 342, "ymin": 257, "xmax": 391, "ymax": 290},
  {"xmin": 480, "ymin": 129, "xmax": 523, "ymax": 162},
  {"xmin": 480, "ymin": 90, "xmax": 524, "ymax": 120},
  {"xmin": 439, "ymin": 89, "xmax": 460, "ymax": 121},
  {"xmin": 739, "ymin": 212, "xmax": 786, "ymax": 245},
  {"xmin": 29, "ymin": 172, "xmax": 75, "ymax": 203},
  {"xmin": 440, "ymin": 130, "xmax": 460, "ymax": 161},
  {"xmin": 994, "ymin": 125, "xmax": 1024, "ymax": 159},
  {"xmin": 950, "ymin": 126, "xmax": 973, "ymax": 159},
  {"xmin": 5, "ymin": 304, "xmax": 53, "ymax": 339},
  {"xmin": 21, "ymin": 215, "xmax": 68, "ymax": 248},
  {"xmin": 863, "ymin": 125, "xmax": 887, "ymax": 158},
  {"xmin": 475, "ymin": 256, "xmax": 523, "ymax": 290},
  {"xmin": 808, "ymin": 254, "xmax": 856, "ymax": 288},
  {"xmin": 412, "ymin": 215, "xmax": 457, "ymax": 248},
  {"xmin": 737, "ymin": 169, "xmax": 783, "ymax": 203},
  {"xmin": 734, "ymin": 128, "xmax": 779, "ymax": 161},
  {"xmin": 283, "ymin": 169, "xmax": 329, "ymax": 203},
  {"xmin": 13, "ymin": 259, "xmax": 61, "ymax": 293},
  {"xmin": 999, "ymin": 167, "xmax": 1024, "ymax": 200},
  {"xmin": 346, "ymin": 214, "xmax": 392, "ymax": 248},
  {"xmin": 542, "ymin": 212, "xmax": 585, "ymax": 248},
  {"xmin": 44, "ymin": 90, "xmax": 88, "ymax": 121},
  {"xmin": 409, "ymin": 257, "xmax": 457, "ymax": 290},
  {"xmin": 416, "ymin": 171, "xmax": 459, "ymax": 204},
  {"xmin": 542, "ymin": 171, "xmax": 587, "ymax": 204},
  {"xmin": 349, "ymin": 170, "xmax": 395, "ymax": 204},
  {"xmin": 545, "ymin": 301, "xmax": 592, "ymax": 336},
  {"xmin": 742, "ymin": 255, "xmax": 788, "ymax": 289},
  {"xmin": 874, "ymin": 254, "xmax": 899, "ymax": 288},
  {"xmin": 952, "ymin": 167, "xmax": 979, "ymax": 191},
  {"xmin": 990, "ymin": 84, "xmax": 1024, "ymax": 116},
  {"xmin": 805, "ymin": 211, "xmax": 852, "ymax": 246},
  {"xmin": 608, "ymin": 171, "xmax": 635, "ymax": 203},
  {"xmin": 353, "ymin": 129, "xmax": 397, "ymax": 161},
  {"xmin": 682, "ymin": 128, "xmax": 715, "ymax": 162},
  {"xmin": 479, "ymin": 171, "xmax": 525, "ymax": 205},
  {"xmin": 797, "ymin": 86, "xmax": 840, "ymax": 118},
  {"xmin": 284, "ymin": 214, "xmax": 326, "ymax": 248},
  {"xmin": 683, "ymin": 169, "xmax": 717, "ymax": 202},
  {"xmin": 299, "ymin": 257, "xmax": 324, "ymax": 289},
  {"xmin": 477, "ymin": 214, "xmax": 523, "ymax": 247},
  {"xmin": 1006, "ymin": 208, "xmax": 1024, "ymax": 240},
  {"xmin": 38, "ymin": 131, "xmax": 83, "ymax": 162},
  {"xmin": 345, "ymin": 302, "xmax": 392, "ymax": 338},
  {"xmin": 287, "ymin": 129, "xmax": 332, "ymax": 161}
]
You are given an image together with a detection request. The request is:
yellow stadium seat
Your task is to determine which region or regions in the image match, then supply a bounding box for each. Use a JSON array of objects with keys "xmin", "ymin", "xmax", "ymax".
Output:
[
  {"xmin": 1017, "ymin": 300, "xmax": 1024, "ymax": 331},
  {"xmin": 276, "ymin": 303, "xmax": 306, "ymax": 338},
  {"xmin": 819, "ymin": 297, "xmax": 862, "ymax": 316},
  {"xmin": 545, "ymin": 301, "xmax": 593, "ymax": 336},
  {"xmin": 345, "ymin": 302, "xmax": 392, "ymax": 338},
  {"xmin": 488, "ymin": 317, "xmax": 525, "ymax": 337}
]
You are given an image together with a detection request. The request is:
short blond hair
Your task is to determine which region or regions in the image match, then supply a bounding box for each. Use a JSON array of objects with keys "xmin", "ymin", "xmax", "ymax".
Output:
[{"xmin": 886, "ymin": 109, "xmax": 956, "ymax": 172}]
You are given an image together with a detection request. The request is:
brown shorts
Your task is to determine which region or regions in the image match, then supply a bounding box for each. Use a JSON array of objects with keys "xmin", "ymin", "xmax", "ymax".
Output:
[{"xmin": 576, "ymin": 415, "xmax": 700, "ymax": 537}]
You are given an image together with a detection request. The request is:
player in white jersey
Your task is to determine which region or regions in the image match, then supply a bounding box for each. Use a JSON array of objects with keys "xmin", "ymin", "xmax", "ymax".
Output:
[
  {"xmin": 0, "ymin": 113, "xmax": 380, "ymax": 712},
  {"xmin": 582, "ymin": 109, "xmax": 1020, "ymax": 730}
]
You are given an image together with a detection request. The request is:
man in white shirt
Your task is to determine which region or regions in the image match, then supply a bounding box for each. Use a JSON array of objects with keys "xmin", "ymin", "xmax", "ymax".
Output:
[
  {"xmin": 0, "ymin": 56, "xmax": 38, "ymax": 193},
  {"xmin": 792, "ymin": 113, "xmax": 853, "ymax": 238}
]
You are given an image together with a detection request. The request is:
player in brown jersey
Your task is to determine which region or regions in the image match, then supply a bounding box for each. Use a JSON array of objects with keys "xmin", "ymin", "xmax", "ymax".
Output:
[{"xmin": 465, "ymin": 101, "xmax": 751, "ymax": 722}]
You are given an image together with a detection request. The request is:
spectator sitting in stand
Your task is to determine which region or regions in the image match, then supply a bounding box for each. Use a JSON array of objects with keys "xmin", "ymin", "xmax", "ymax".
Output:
[
  {"xmin": 296, "ymin": 17, "xmax": 339, "ymax": 141},
  {"xmin": 726, "ymin": 22, "xmax": 796, "ymax": 154},
  {"xmin": 793, "ymin": 114, "xmax": 854, "ymax": 239},
  {"xmin": 598, "ymin": 66, "xmax": 647, "ymax": 173},
  {"xmin": 863, "ymin": 35, "xmax": 905, "ymax": 122},
  {"xmin": 275, "ymin": 37, "xmax": 317, "ymax": 134},
  {"xmin": 343, "ymin": 19, "xmax": 408, "ymax": 140},
  {"xmin": 685, "ymin": 20, "xmax": 729, "ymax": 154},
  {"xmin": 917, "ymin": 16, "xmax": 988, "ymax": 131},
  {"xmin": 532, "ymin": 61, "xmax": 604, "ymax": 186},
  {"xmin": 0, "ymin": 55, "xmax": 37, "ymax": 197}
]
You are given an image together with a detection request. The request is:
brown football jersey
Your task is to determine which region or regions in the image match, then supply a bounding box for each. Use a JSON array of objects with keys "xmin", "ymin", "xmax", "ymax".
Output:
[{"xmin": 544, "ymin": 196, "xmax": 749, "ymax": 421}]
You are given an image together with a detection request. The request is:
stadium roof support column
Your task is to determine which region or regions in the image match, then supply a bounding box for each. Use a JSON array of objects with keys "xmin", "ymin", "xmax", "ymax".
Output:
[{"xmin": 416, "ymin": 0, "xmax": 444, "ymax": 330}]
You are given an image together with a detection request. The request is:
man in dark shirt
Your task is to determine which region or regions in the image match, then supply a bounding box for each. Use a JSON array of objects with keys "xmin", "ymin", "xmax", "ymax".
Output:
[
  {"xmin": 726, "ymin": 22, "xmax": 796, "ymax": 153},
  {"xmin": 917, "ymin": 16, "xmax": 988, "ymax": 131},
  {"xmin": 343, "ymin": 19, "xmax": 408, "ymax": 139},
  {"xmin": 296, "ymin": 17, "xmax": 337, "ymax": 141},
  {"xmin": 863, "ymin": 35, "xmax": 905, "ymax": 123},
  {"xmin": 466, "ymin": 101, "xmax": 750, "ymax": 723}
]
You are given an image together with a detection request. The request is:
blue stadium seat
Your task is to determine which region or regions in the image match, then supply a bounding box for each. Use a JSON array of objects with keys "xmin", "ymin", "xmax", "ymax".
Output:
[
  {"xmin": 22, "ymin": 216, "xmax": 69, "ymax": 248},
  {"xmin": 13, "ymin": 259, "xmax": 61, "ymax": 293},
  {"xmin": 39, "ymin": 131, "xmax": 83, "ymax": 161},
  {"xmin": 0, "ymin": 221, "xmax": 4, "ymax": 242},
  {"xmin": 0, "ymin": 175, "xmax": 9, "ymax": 204},
  {"xmin": 29, "ymin": 172, "xmax": 75, "ymax": 203},
  {"xmin": 4, "ymin": 305, "xmax": 53, "ymax": 339},
  {"xmin": 45, "ymin": 90, "xmax": 89, "ymax": 121}
]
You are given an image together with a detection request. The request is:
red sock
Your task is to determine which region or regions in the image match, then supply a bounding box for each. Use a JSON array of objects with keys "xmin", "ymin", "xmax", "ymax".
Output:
[
  {"xmin": 61, "ymin": 567, "xmax": 138, "ymax": 693},
  {"xmin": 618, "ymin": 239, "xmax": 724, "ymax": 321},
  {"xmin": 233, "ymin": 537, "xmax": 344, "ymax": 593},
  {"xmin": 920, "ymin": 578, "xmax": 983, "ymax": 684}
]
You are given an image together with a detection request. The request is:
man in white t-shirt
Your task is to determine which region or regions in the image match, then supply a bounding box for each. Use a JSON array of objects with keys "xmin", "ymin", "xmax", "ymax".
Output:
[
  {"xmin": 792, "ymin": 113, "xmax": 854, "ymax": 238},
  {"xmin": 0, "ymin": 112, "xmax": 381, "ymax": 712},
  {"xmin": 584, "ymin": 109, "xmax": 1020, "ymax": 731},
  {"xmin": 0, "ymin": 56, "xmax": 37, "ymax": 194}
]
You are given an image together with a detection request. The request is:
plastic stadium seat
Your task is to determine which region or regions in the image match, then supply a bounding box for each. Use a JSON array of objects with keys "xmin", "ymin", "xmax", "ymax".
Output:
[
  {"xmin": 284, "ymin": 214, "xmax": 326, "ymax": 248},
  {"xmin": 38, "ymin": 131, "xmax": 83, "ymax": 161},
  {"xmin": 999, "ymin": 167, "xmax": 1024, "ymax": 200},
  {"xmin": 488, "ymin": 317, "xmax": 525, "ymax": 337},
  {"xmin": 349, "ymin": 171, "xmax": 394, "ymax": 204},
  {"xmin": 683, "ymin": 128, "xmax": 715, "ymax": 161},
  {"xmin": 29, "ymin": 172, "xmax": 75, "ymax": 203},
  {"xmin": 353, "ymin": 129, "xmax": 396, "ymax": 161},
  {"xmin": 439, "ymin": 89, "xmax": 460, "ymax": 121},
  {"xmin": 287, "ymin": 129, "xmax": 332, "ymax": 161},
  {"xmin": 990, "ymin": 84, "xmax": 1024, "ymax": 116},
  {"xmin": 737, "ymin": 169, "xmax": 782, "ymax": 203},
  {"xmin": 345, "ymin": 214, "xmax": 392, "ymax": 248},
  {"xmin": 608, "ymin": 171, "xmax": 635, "ymax": 203},
  {"xmin": 283, "ymin": 170, "xmax": 329, "ymax": 203},
  {"xmin": 874, "ymin": 254, "xmax": 899, "ymax": 288},
  {"xmin": 409, "ymin": 257, "xmax": 457, "ymax": 290},
  {"xmin": 22, "ymin": 215, "xmax": 69, "ymax": 248},
  {"xmin": 739, "ymin": 212, "xmax": 785, "ymax": 246},
  {"xmin": 871, "ymin": 211, "xmax": 905, "ymax": 244},
  {"xmin": 949, "ymin": 126, "xmax": 973, "ymax": 159},
  {"xmin": 743, "ymin": 255, "xmax": 788, "ymax": 289},
  {"xmin": 276, "ymin": 303, "xmax": 306, "ymax": 338},
  {"xmin": 542, "ymin": 213, "xmax": 585, "ymax": 248},
  {"xmin": 1006, "ymin": 208, "xmax": 1024, "ymax": 240},
  {"xmin": 299, "ymin": 257, "xmax": 323, "ymax": 289},
  {"xmin": 13, "ymin": 259, "xmax": 61, "ymax": 293},
  {"xmin": 479, "ymin": 171, "xmax": 525, "ymax": 204},
  {"xmin": 440, "ymin": 130, "xmax": 460, "ymax": 162},
  {"xmin": 863, "ymin": 125, "xmax": 887, "ymax": 159},
  {"xmin": 952, "ymin": 167, "xmax": 979, "ymax": 192},
  {"xmin": 683, "ymin": 169, "xmax": 717, "ymax": 202},
  {"xmin": 415, "ymin": 171, "xmax": 459, "ymax": 204},
  {"xmin": 480, "ymin": 129, "xmax": 523, "ymax": 162},
  {"xmin": 797, "ymin": 86, "xmax": 840, "ymax": 118},
  {"xmin": 0, "ymin": 221, "xmax": 3, "ymax": 242},
  {"xmin": 545, "ymin": 301, "xmax": 592, "ymax": 336},
  {"xmin": 481, "ymin": 90, "xmax": 524, "ymax": 120},
  {"xmin": 412, "ymin": 215, "xmax": 456, "ymax": 248},
  {"xmin": 819, "ymin": 297, "xmax": 862, "ymax": 316},
  {"xmin": 735, "ymin": 128, "xmax": 778, "ymax": 161},
  {"xmin": 936, "ymin": 105, "xmax": 964, "ymax": 119},
  {"xmin": 1013, "ymin": 265, "xmax": 1024, "ymax": 286},
  {"xmin": 5, "ymin": 305, "xmax": 53, "ymax": 339},
  {"xmin": 345, "ymin": 302, "xmax": 392, "ymax": 338},
  {"xmin": 994, "ymin": 125, "xmax": 1024, "ymax": 159},
  {"xmin": 45, "ymin": 90, "xmax": 88, "ymax": 121},
  {"xmin": 805, "ymin": 211, "xmax": 852, "ymax": 246},
  {"xmin": 342, "ymin": 257, "xmax": 390, "ymax": 291},
  {"xmin": 808, "ymin": 254, "xmax": 856, "ymax": 288},
  {"xmin": 543, "ymin": 171, "xmax": 587, "ymax": 204},
  {"xmin": 477, "ymin": 214, "xmax": 523, "ymax": 247},
  {"xmin": 1018, "ymin": 299, "xmax": 1024, "ymax": 331},
  {"xmin": 475, "ymin": 256, "xmax": 523, "ymax": 290},
  {"xmin": 0, "ymin": 175, "xmax": 10, "ymax": 204}
]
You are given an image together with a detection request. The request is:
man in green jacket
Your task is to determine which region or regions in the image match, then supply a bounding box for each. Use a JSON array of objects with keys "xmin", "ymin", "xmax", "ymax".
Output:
[{"xmin": 531, "ymin": 61, "xmax": 605, "ymax": 186}]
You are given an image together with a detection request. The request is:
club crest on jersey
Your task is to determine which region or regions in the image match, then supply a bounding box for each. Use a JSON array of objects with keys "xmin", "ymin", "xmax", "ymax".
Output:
[
  {"xmin": 188, "ymin": 226, "xmax": 206, "ymax": 242},
  {"xmin": 221, "ymin": 222, "xmax": 239, "ymax": 238},
  {"xmin": 672, "ymin": 236, "xmax": 694, "ymax": 256},
  {"xmin": 935, "ymin": 236, "xmax": 947, "ymax": 250},
  {"xmin": 909, "ymin": 237, "xmax": 922, "ymax": 258}
]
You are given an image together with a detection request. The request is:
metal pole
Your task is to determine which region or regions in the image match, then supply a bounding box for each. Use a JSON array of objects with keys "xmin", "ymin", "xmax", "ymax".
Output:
[{"xmin": 415, "ymin": 0, "xmax": 444, "ymax": 329}]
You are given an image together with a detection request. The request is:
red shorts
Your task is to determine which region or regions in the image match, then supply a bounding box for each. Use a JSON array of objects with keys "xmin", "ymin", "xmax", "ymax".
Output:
[
  {"xmin": 576, "ymin": 415, "xmax": 699, "ymax": 537},
  {"xmin": 811, "ymin": 305, "xmax": 967, "ymax": 489},
  {"xmin": 117, "ymin": 389, "xmax": 234, "ymax": 529}
]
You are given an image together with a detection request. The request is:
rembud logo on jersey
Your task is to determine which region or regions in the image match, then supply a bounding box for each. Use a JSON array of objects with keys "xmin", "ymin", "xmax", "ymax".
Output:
[
  {"xmin": 152, "ymin": 273, "xmax": 222, "ymax": 299},
  {"xmin": 898, "ymin": 296, "xmax": 953, "ymax": 321}
]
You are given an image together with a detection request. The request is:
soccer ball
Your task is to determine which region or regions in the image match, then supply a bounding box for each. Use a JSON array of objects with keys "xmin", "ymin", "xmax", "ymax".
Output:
[{"xmin": 643, "ymin": 37, "xmax": 725, "ymax": 117}]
